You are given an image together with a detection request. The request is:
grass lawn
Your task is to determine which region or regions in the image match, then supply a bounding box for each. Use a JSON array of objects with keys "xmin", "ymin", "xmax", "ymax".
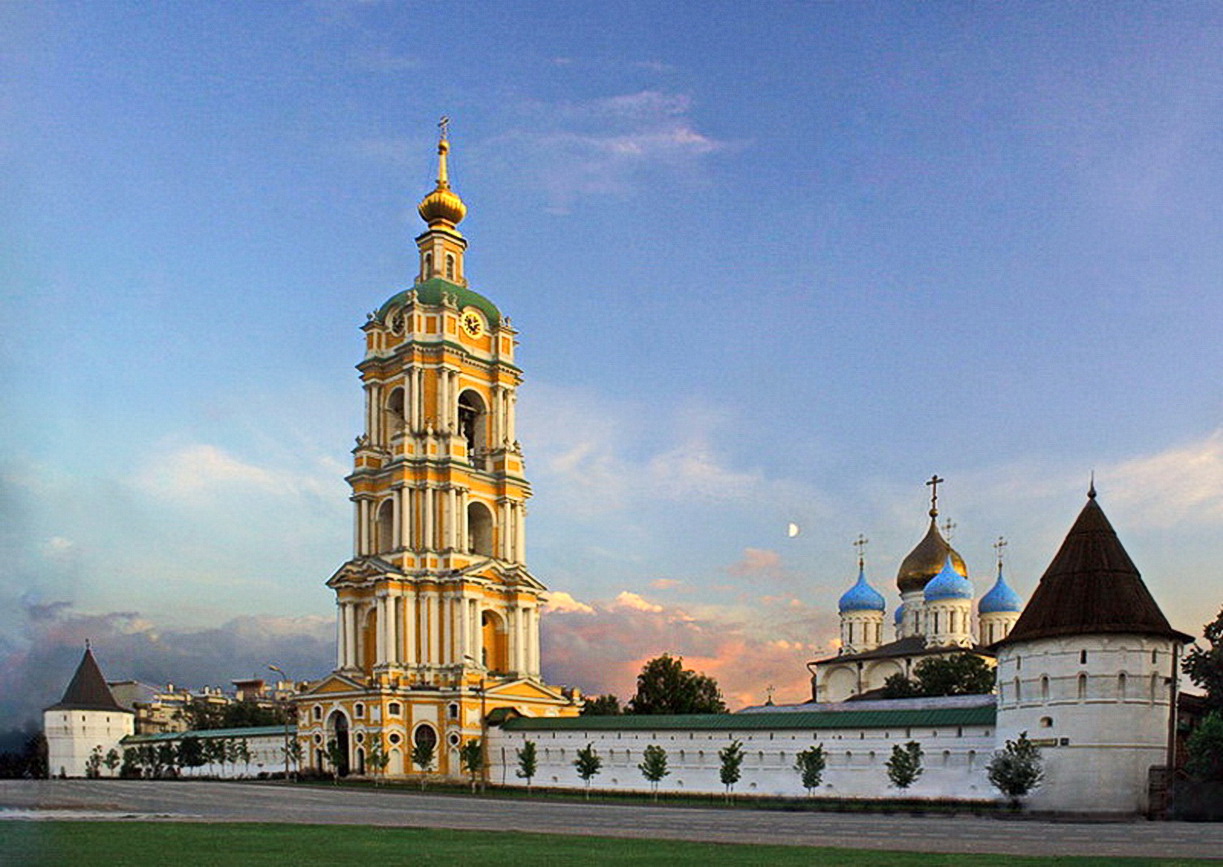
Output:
[{"xmin": 0, "ymin": 822, "xmax": 1213, "ymax": 866}]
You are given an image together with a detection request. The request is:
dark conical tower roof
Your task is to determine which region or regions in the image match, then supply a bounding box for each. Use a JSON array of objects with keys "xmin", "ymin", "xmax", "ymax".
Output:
[
  {"xmin": 45, "ymin": 646, "xmax": 130, "ymax": 713},
  {"xmin": 999, "ymin": 490, "xmax": 1192, "ymax": 646}
]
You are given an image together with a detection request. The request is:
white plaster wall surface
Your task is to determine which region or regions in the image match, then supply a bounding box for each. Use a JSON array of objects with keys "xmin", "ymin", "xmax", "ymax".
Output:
[
  {"xmin": 487, "ymin": 725, "xmax": 996, "ymax": 800},
  {"xmin": 995, "ymin": 634, "xmax": 1176, "ymax": 813},
  {"xmin": 44, "ymin": 710, "xmax": 133, "ymax": 778}
]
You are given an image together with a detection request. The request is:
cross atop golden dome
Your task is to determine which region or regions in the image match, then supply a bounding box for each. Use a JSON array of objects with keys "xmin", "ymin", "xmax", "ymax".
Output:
[{"xmin": 418, "ymin": 116, "xmax": 467, "ymax": 228}]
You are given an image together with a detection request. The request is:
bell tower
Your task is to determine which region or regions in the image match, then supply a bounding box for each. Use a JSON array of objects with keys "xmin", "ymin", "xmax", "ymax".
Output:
[{"xmin": 296, "ymin": 122, "xmax": 581, "ymax": 781}]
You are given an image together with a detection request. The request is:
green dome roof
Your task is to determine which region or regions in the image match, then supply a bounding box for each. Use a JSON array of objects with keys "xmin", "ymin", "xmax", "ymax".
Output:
[{"xmin": 376, "ymin": 277, "xmax": 501, "ymax": 327}]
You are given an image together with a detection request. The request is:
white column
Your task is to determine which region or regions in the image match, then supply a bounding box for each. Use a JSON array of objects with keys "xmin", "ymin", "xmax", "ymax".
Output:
[
  {"xmin": 346, "ymin": 604, "xmax": 358, "ymax": 670},
  {"xmin": 352, "ymin": 502, "xmax": 360, "ymax": 558},
  {"xmin": 515, "ymin": 503, "xmax": 526, "ymax": 564},
  {"xmin": 457, "ymin": 594, "xmax": 469, "ymax": 664},
  {"xmin": 400, "ymin": 488, "xmax": 413, "ymax": 551},
  {"xmin": 508, "ymin": 393, "xmax": 517, "ymax": 441},
  {"xmin": 507, "ymin": 606, "xmax": 519, "ymax": 674},
  {"xmin": 336, "ymin": 600, "xmax": 347, "ymax": 670},
  {"xmin": 364, "ymin": 384, "xmax": 373, "ymax": 439},
  {"xmin": 458, "ymin": 489, "xmax": 468, "ymax": 553},
  {"xmin": 423, "ymin": 486, "xmax": 434, "ymax": 552},
  {"xmin": 498, "ymin": 501, "xmax": 510, "ymax": 560},
  {"xmin": 427, "ymin": 591, "xmax": 440, "ymax": 668},
  {"xmin": 404, "ymin": 590, "xmax": 417, "ymax": 667},
  {"xmin": 357, "ymin": 500, "xmax": 368, "ymax": 556},
  {"xmin": 375, "ymin": 595, "xmax": 387, "ymax": 666},
  {"xmin": 387, "ymin": 590, "xmax": 400, "ymax": 665},
  {"xmin": 471, "ymin": 601, "xmax": 483, "ymax": 667},
  {"xmin": 529, "ymin": 606, "xmax": 540, "ymax": 676},
  {"xmin": 391, "ymin": 490, "xmax": 401, "ymax": 550},
  {"xmin": 490, "ymin": 385, "xmax": 502, "ymax": 445},
  {"xmin": 438, "ymin": 365, "xmax": 448, "ymax": 431}
]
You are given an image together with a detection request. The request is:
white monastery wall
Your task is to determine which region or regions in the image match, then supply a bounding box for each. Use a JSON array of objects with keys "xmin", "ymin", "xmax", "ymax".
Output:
[
  {"xmin": 487, "ymin": 720, "xmax": 996, "ymax": 800},
  {"xmin": 44, "ymin": 708, "xmax": 134, "ymax": 778}
]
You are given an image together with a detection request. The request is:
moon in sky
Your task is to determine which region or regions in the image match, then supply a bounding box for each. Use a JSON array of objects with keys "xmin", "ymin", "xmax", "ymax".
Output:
[{"xmin": 787, "ymin": 522, "xmax": 801, "ymax": 538}]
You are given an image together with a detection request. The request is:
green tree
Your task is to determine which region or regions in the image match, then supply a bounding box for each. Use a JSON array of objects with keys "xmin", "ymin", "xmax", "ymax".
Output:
[
  {"xmin": 156, "ymin": 742, "xmax": 177, "ymax": 778},
  {"xmin": 236, "ymin": 739, "xmax": 252, "ymax": 778},
  {"xmin": 324, "ymin": 738, "xmax": 346, "ymax": 783},
  {"xmin": 225, "ymin": 739, "xmax": 242, "ymax": 777},
  {"xmin": 120, "ymin": 747, "xmax": 140, "ymax": 779},
  {"xmin": 459, "ymin": 738, "xmax": 484, "ymax": 793},
  {"xmin": 1184, "ymin": 607, "xmax": 1223, "ymax": 715},
  {"xmin": 987, "ymin": 731, "xmax": 1044, "ymax": 807},
  {"xmin": 203, "ymin": 738, "xmax": 224, "ymax": 776},
  {"xmin": 1186, "ymin": 712, "xmax": 1223, "ymax": 782},
  {"xmin": 573, "ymin": 742, "xmax": 602, "ymax": 799},
  {"xmin": 638, "ymin": 744, "xmax": 669, "ymax": 800},
  {"xmin": 412, "ymin": 739, "xmax": 435, "ymax": 790},
  {"xmin": 581, "ymin": 694, "xmax": 623, "ymax": 716},
  {"xmin": 881, "ymin": 672, "xmax": 920, "ymax": 699},
  {"xmin": 177, "ymin": 736, "xmax": 205, "ymax": 777},
  {"xmin": 366, "ymin": 738, "xmax": 390, "ymax": 785},
  {"xmin": 886, "ymin": 741, "xmax": 923, "ymax": 790},
  {"xmin": 103, "ymin": 748, "xmax": 121, "ymax": 778},
  {"xmin": 718, "ymin": 739, "xmax": 744, "ymax": 800},
  {"xmin": 913, "ymin": 654, "xmax": 996, "ymax": 696},
  {"xmin": 515, "ymin": 741, "xmax": 538, "ymax": 792},
  {"xmin": 627, "ymin": 654, "xmax": 727, "ymax": 715},
  {"xmin": 284, "ymin": 738, "xmax": 303, "ymax": 779},
  {"xmin": 793, "ymin": 744, "xmax": 826, "ymax": 795},
  {"xmin": 86, "ymin": 745, "xmax": 103, "ymax": 779}
]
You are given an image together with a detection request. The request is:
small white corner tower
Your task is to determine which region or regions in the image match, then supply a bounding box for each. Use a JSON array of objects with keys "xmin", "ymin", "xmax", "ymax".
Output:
[
  {"xmin": 44, "ymin": 645, "xmax": 134, "ymax": 778},
  {"xmin": 993, "ymin": 485, "xmax": 1192, "ymax": 813}
]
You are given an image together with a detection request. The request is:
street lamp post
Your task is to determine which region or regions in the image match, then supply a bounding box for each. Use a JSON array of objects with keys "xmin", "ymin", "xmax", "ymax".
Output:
[
  {"xmin": 463, "ymin": 655, "xmax": 488, "ymax": 788},
  {"xmin": 267, "ymin": 664, "xmax": 293, "ymax": 781}
]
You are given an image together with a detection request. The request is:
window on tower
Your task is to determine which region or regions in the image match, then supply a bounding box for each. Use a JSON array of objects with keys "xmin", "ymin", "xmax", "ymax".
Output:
[
  {"xmin": 376, "ymin": 499, "xmax": 395, "ymax": 553},
  {"xmin": 457, "ymin": 390, "xmax": 487, "ymax": 469},
  {"xmin": 423, "ymin": 252, "xmax": 433, "ymax": 280},
  {"xmin": 385, "ymin": 387, "xmax": 406, "ymax": 436},
  {"xmin": 445, "ymin": 253, "xmax": 455, "ymax": 280}
]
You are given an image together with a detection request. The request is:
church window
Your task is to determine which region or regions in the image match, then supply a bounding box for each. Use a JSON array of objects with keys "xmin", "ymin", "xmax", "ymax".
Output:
[
  {"xmin": 967, "ymin": 750, "xmax": 976, "ymax": 770},
  {"xmin": 313, "ymin": 733, "xmax": 322, "ymax": 744},
  {"xmin": 1040, "ymin": 676, "xmax": 1049, "ymax": 701},
  {"xmin": 1117, "ymin": 672, "xmax": 1127, "ymax": 700},
  {"xmin": 423, "ymin": 252, "xmax": 433, "ymax": 279},
  {"xmin": 313, "ymin": 705, "xmax": 322, "ymax": 721},
  {"xmin": 481, "ymin": 609, "xmax": 508, "ymax": 672},
  {"xmin": 956, "ymin": 727, "xmax": 963, "ymax": 737},
  {"xmin": 356, "ymin": 748, "xmax": 365, "ymax": 775},
  {"xmin": 385, "ymin": 387, "xmax": 406, "ymax": 436},
  {"xmin": 445, "ymin": 254, "xmax": 455, "ymax": 280},
  {"xmin": 389, "ymin": 733, "xmax": 401, "ymax": 745},
  {"xmin": 413, "ymin": 724, "xmax": 438, "ymax": 756},
  {"xmin": 1077, "ymin": 673, "xmax": 1088, "ymax": 701},
  {"xmin": 448, "ymin": 703, "xmax": 459, "ymax": 720},
  {"xmin": 447, "ymin": 733, "xmax": 460, "ymax": 748},
  {"xmin": 468, "ymin": 501, "xmax": 495, "ymax": 558},
  {"xmin": 355, "ymin": 703, "xmax": 365, "ymax": 718},
  {"xmin": 388, "ymin": 703, "xmax": 401, "ymax": 716},
  {"xmin": 942, "ymin": 750, "xmax": 951, "ymax": 766},
  {"xmin": 1013, "ymin": 677, "xmax": 1022, "ymax": 703},
  {"xmin": 355, "ymin": 732, "xmax": 364, "ymax": 744},
  {"xmin": 1080, "ymin": 650, "xmax": 1087, "ymax": 665},
  {"xmin": 932, "ymin": 612, "xmax": 939, "ymax": 634},
  {"xmin": 1016, "ymin": 655, "xmax": 1021, "ymax": 671},
  {"xmin": 1151, "ymin": 649, "xmax": 1158, "ymax": 665},
  {"xmin": 458, "ymin": 390, "xmax": 488, "ymax": 470}
]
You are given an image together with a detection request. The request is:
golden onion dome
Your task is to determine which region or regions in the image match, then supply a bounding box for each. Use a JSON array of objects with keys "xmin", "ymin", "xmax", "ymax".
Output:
[
  {"xmin": 897, "ymin": 516, "xmax": 967, "ymax": 594},
  {"xmin": 417, "ymin": 138, "xmax": 467, "ymax": 227}
]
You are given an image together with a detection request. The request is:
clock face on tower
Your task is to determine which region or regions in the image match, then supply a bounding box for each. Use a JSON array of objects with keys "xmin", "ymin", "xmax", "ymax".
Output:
[{"xmin": 461, "ymin": 309, "xmax": 485, "ymax": 338}]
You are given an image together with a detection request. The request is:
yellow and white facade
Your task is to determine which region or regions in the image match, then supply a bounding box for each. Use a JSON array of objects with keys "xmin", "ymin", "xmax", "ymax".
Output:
[{"xmin": 295, "ymin": 127, "xmax": 581, "ymax": 780}]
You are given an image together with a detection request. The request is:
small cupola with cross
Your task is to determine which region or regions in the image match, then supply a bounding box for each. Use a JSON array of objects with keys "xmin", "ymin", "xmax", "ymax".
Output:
[{"xmin": 416, "ymin": 116, "xmax": 469, "ymax": 287}]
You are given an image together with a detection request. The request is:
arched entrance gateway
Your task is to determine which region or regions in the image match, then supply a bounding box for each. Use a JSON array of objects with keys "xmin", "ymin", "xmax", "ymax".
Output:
[{"xmin": 326, "ymin": 711, "xmax": 350, "ymax": 777}]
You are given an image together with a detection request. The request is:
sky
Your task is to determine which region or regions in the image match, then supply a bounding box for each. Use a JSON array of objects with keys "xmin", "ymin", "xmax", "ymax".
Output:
[{"xmin": 4, "ymin": 1, "xmax": 1223, "ymax": 730}]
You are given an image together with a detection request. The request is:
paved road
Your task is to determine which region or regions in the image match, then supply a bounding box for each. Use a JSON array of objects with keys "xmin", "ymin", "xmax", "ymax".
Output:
[{"xmin": 2, "ymin": 780, "xmax": 1221, "ymax": 860}]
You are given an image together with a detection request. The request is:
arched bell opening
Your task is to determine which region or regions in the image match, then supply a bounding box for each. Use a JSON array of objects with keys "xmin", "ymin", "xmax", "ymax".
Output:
[
  {"xmin": 457, "ymin": 390, "xmax": 488, "ymax": 469},
  {"xmin": 481, "ymin": 609, "xmax": 509, "ymax": 673},
  {"xmin": 467, "ymin": 501, "xmax": 494, "ymax": 557}
]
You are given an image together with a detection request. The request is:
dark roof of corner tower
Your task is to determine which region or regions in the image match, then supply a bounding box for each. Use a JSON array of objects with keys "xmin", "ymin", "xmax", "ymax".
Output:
[
  {"xmin": 45, "ymin": 647, "xmax": 130, "ymax": 714},
  {"xmin": 999, "ymin": 490, "xmax": 1193, "ymax": 646}
]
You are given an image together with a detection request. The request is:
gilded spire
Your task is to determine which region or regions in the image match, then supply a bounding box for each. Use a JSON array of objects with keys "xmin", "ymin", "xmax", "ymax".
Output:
[{"xmin": 418, "ymin": 115, "xmax": 467, "ymax": 228}]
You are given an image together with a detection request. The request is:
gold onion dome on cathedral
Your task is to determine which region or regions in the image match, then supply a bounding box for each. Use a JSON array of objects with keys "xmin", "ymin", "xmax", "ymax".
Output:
[
  {"xmin": 417, "ymin": 135, "xmax": 467, "ymax": 227},
  {"xmin": 896, "ymin": 510, "xmax": 967, "ymax": 594}
]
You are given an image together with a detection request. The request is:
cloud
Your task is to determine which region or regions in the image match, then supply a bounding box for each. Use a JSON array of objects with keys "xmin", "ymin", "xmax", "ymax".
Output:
[
  {"xmin": 133, "ymin": 443, "xmax": 336, "ymax": 505},
  {"xmin": 1105, "ymin": 428, "xmax": 1223, "ymax": 527},
  {"xmin": 540, "ymin": 583, "xmax": 837, "ymax": 710},
  {"xmin": 542, "ymin": 590, "xmax": 595, "ymax": 615},
  {"xmin": 650, "ymin": 578, "xmax": 682, "ymax": 590},
  {"xmin": 480, "ymin": 90, "xmax": 735, "ymax": 212},
  {"xmin": 0, "ymin": 600, "xmax": 336, "ymax": 733},
  {"xmin": 727, "ymin": 547, "xmax": 782, "ymax": 578},
  {"xmin": 611, "ymin": 591, "xmax": 663, "ymax": 613}
]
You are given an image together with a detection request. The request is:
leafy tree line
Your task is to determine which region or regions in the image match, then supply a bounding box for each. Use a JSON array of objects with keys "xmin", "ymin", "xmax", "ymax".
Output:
[
  {"xmin": 881, "ymin": 654, "xmax": 996, "ymax": 699},
  {"xmin": 179, "ymin": 698, "xmax": 293, "ymax": 731},
  {"xmin": 0, "ymin": 733, "xmax": 47, "ymax": 779},
  {"xmin": 117, "ymin": 735, "xmax": 283, "ymax": 779},
  {"xmin": 1184, "ymin": 607, "xmax": 1223, "ymax": 782},
  {"xmin": 581, "ymin": 654, "xmax": 727, "ymax": 716}
]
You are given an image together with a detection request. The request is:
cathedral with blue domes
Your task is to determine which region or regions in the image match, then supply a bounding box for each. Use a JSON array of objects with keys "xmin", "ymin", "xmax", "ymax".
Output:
[{"xmin": 813, "ymin": 479, "xmax": 1024, "ymax": 702}]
